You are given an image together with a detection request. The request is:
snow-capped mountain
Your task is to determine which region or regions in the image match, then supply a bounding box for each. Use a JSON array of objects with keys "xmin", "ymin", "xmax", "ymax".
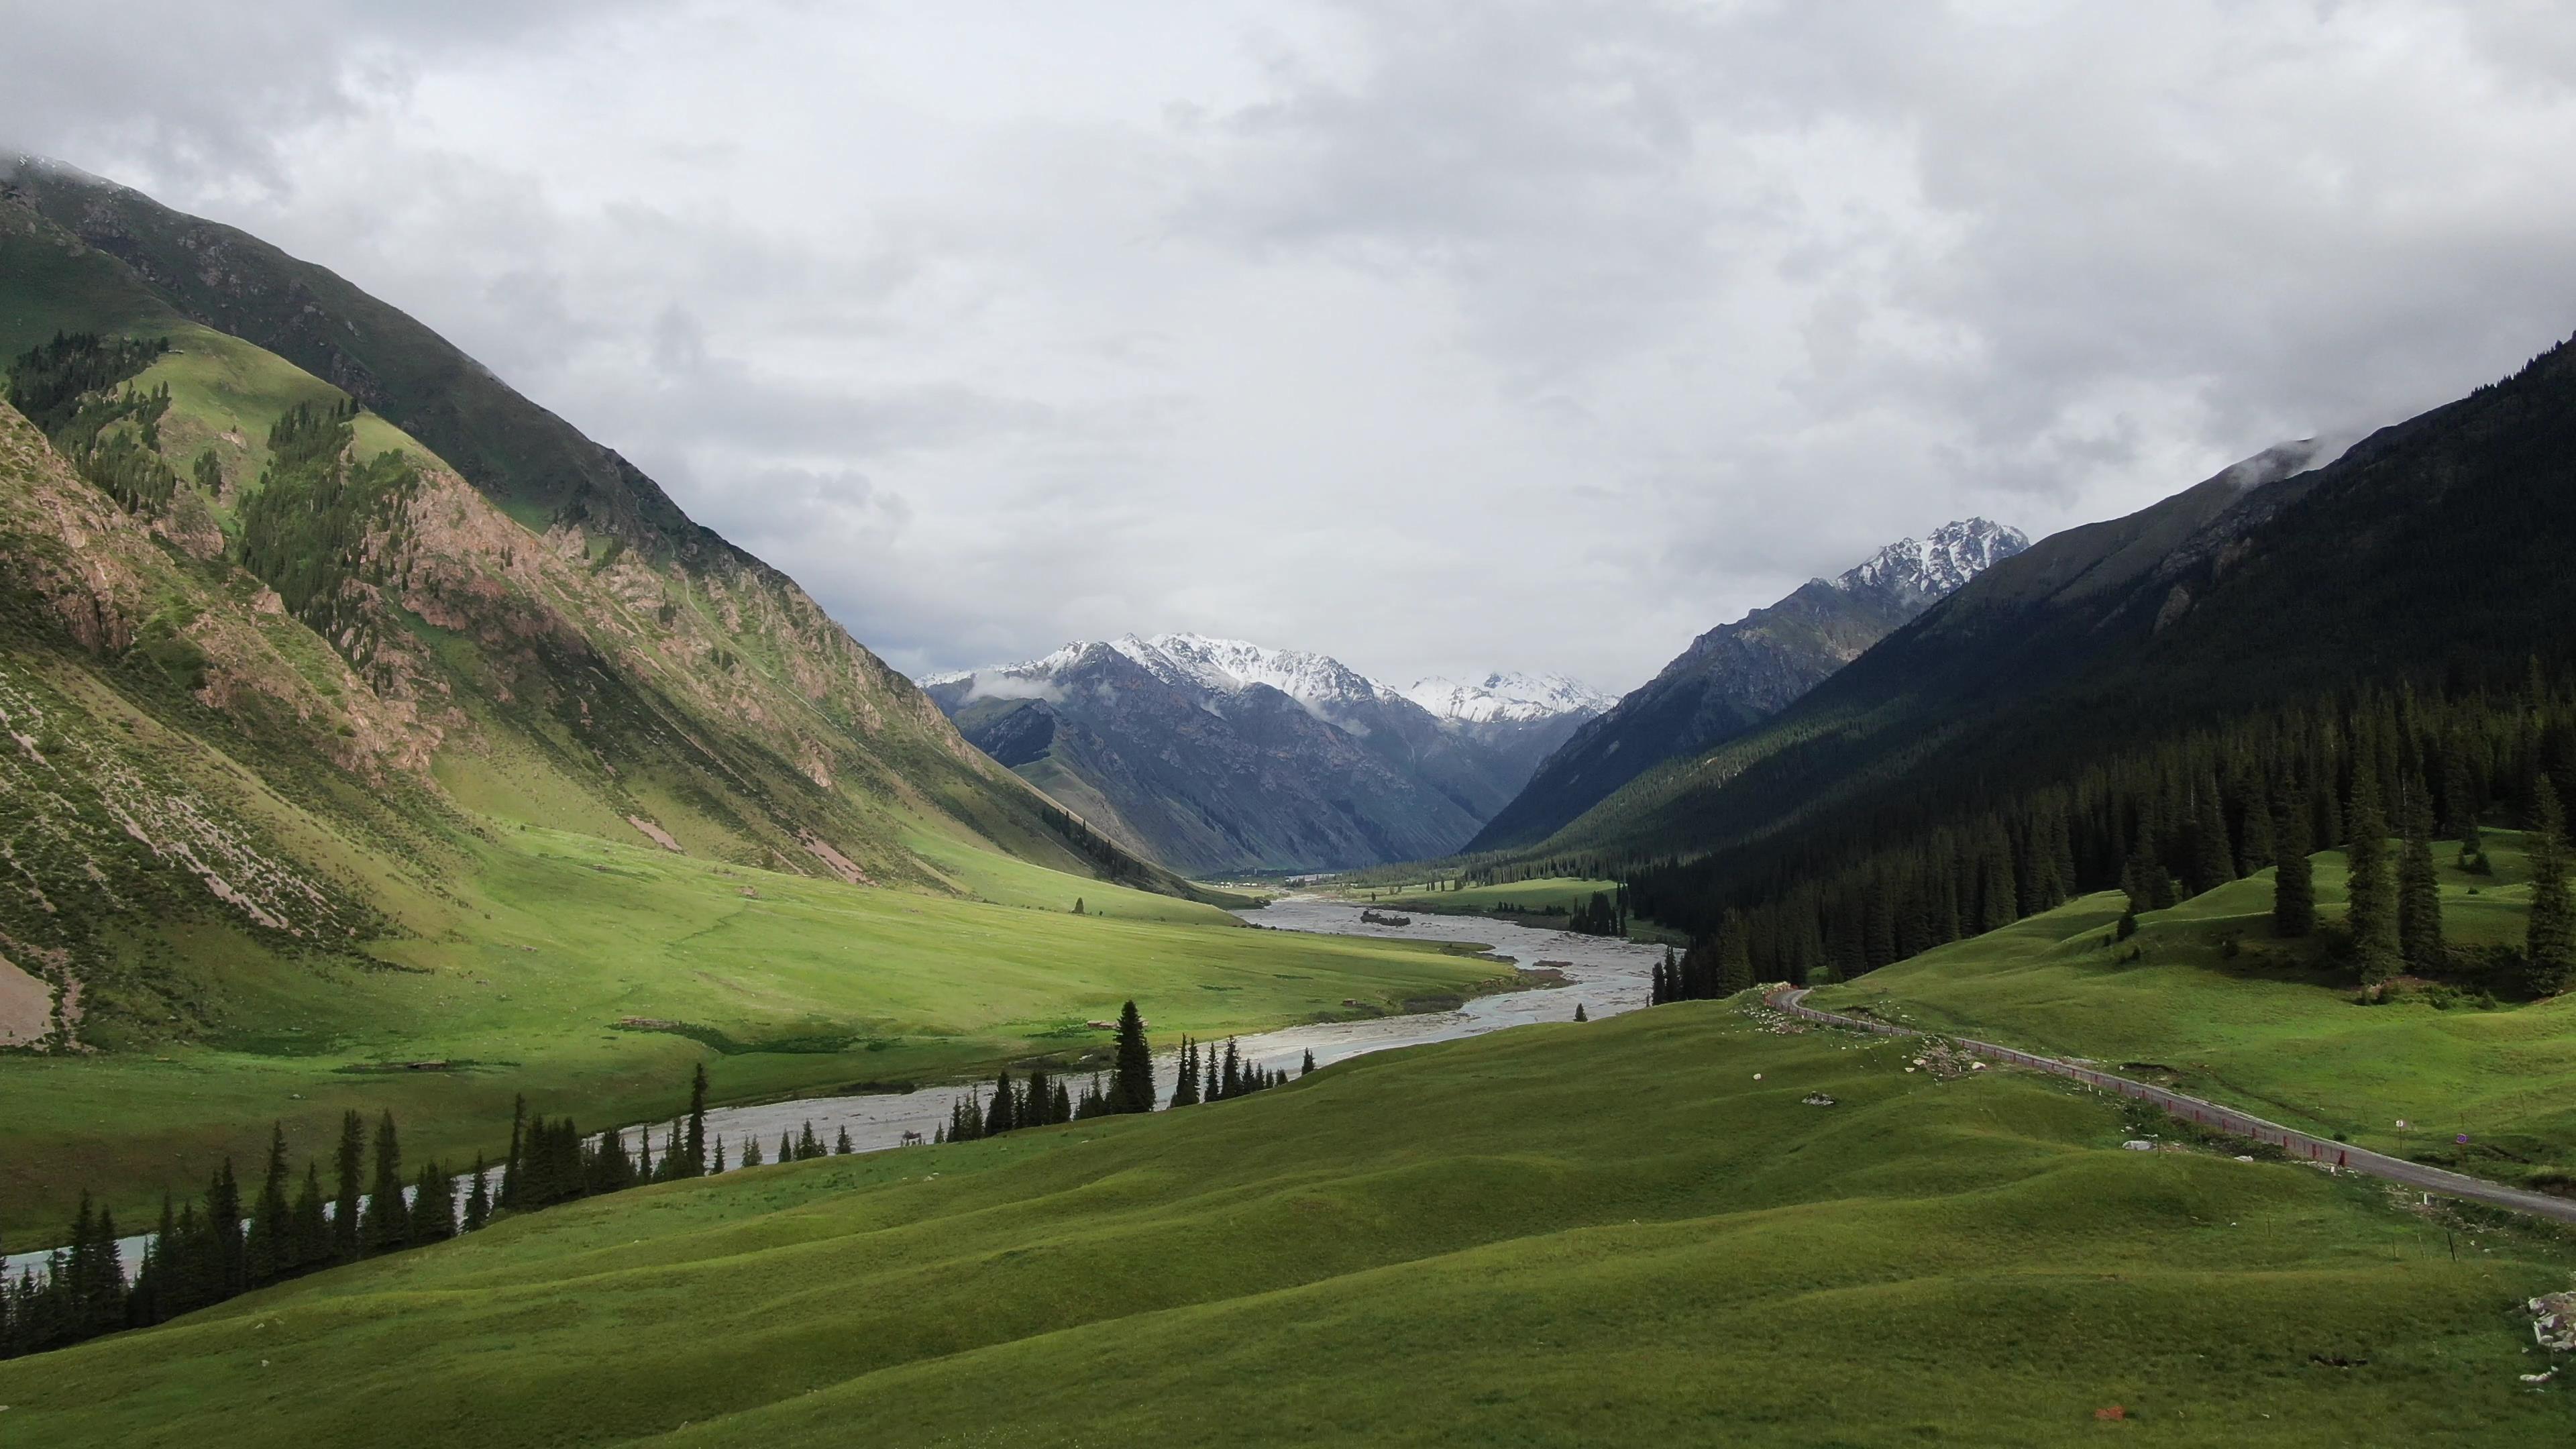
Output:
[
  {"xmin": 1111, "ymin": 633, "xmax": 1407, "ymax": 720},
  {"xmin": 1403, "ymin": 672, "xmax": 1615, "ymax": 724},
  {"xmin": 919, "ymin": 634, "xmax": 1607, "ymax": 874},
  {"xmin": 1833, "ymin": 518, "xmax": 2031, "ymax": 602},
  {"xmin": 1470, "ymin": 518, "xmax": 2029, "ymax": 852}
]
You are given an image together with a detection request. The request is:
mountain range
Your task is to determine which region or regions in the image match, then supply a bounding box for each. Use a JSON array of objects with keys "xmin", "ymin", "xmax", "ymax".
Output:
[
  {"xmin": 922, "ymin": 635, "xmax": 1609, "ymax": 874},
  {"xmin": 1499, "ymin": 333, "xmax": 2576, "ymax": 964},
  {"xmin": 1468, "ymin": 518, "xmax": 2029, "ymax": 851}
]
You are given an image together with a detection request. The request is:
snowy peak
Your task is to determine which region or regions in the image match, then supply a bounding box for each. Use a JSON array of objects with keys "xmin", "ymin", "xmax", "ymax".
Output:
[
  {"xmin": 921, "ymin": 634, "xmax": 1604, "ymax": 731},
  {"xmin": 1109, "ymin": 632, "xmax": 1397, "ymax": 714},
  {"xmin": 1833, "ymin": 518, "xmax": 2029, "ymax": 601},
  {"xmin": 1403, "ymin": 672, "xmax": 1611, "ymax": 724}
]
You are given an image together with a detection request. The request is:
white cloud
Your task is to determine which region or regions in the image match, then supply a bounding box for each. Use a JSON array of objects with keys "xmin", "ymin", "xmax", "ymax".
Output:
[{"xmin": 11, "ymin": 0, "xmax": 2576, "ymax": 692}]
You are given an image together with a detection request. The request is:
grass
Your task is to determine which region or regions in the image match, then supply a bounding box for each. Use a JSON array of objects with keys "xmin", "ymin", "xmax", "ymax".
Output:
[
  {"xmin": 0, "ymin": 825, "xmax": 1507, "ymax": 1242},
  {"xmin": 5, "ymin": 999, "xmax": 2569, "ymax": 1446},
  {"xmin": 1351, "ymin": 875, "xmax": 1622, "ymax": 915},
  {"xmin": 1813, "ymin": 832, "xmax": 2576, "ymax": 1185}
]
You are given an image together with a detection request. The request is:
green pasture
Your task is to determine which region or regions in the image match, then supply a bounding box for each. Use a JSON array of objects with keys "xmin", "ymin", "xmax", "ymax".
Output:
[
  {"xmin": 1354, "ymin": 875, "xmax": 1621, "ymax": 915},
  {"xmin": 1816, "ymin": 832, "xmax": 2576, "ymax": 1185},
  {"xmin": 0, "ymin": 826, "xmax": 1505, "ymax": 1240},
  {"xmin": 5, "ymin": 1000, "xmax": 2567, "ymax": 1446}
]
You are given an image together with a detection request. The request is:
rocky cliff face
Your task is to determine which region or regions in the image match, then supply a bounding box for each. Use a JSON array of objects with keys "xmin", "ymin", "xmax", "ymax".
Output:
[{"xmin": 1467, "ymin": 520, "xmax": 2029, "ymax": 852}]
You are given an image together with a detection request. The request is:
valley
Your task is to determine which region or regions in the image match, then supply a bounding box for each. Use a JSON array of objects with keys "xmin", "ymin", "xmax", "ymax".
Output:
[
  {"xmin": 7, "ymin": 970, "xmax": 2571, "ymax": 1446},
  {"xmin": 0, "ymin": 824, "xmax": 1514, "ymax": 1240},
  {"xmin": 9, "ymin": 21, "xmax": 2576, "ymax": 1440}
]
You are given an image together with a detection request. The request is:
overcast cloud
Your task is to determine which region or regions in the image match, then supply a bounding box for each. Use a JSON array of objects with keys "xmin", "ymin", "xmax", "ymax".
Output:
[{"xmin": 10, "ymin": 0, "xmax": 2576, "ymax": 690}]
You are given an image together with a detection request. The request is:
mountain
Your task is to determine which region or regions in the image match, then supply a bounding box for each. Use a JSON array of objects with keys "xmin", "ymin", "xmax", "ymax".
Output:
[
  {"xmin": 1572, "ymin": 331, "xmax": 2576, "ymax": 951},
  {"xmin": 923, "ymin": 633, "xmax": 1606, "ymax": 873},
  {"xmin": 1468, "ymin": 519, "xmax": 2029, "ymax": 851},
  {"xmin": 1401, "ymin": 672, "xmax": 1613, "ymax": 724},
  {"xmin": 0, "ymin": 156, "xmax": 1201, "ymax": 1053}
]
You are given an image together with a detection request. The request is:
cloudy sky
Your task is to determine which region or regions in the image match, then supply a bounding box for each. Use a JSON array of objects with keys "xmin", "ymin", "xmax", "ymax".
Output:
[{"xmin": 11, "ymin": 1, "xmax": 2576, "ymax": 692}]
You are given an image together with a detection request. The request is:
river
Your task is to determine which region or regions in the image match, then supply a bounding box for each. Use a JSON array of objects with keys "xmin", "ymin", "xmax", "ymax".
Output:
[{"xmin": 5, "ymin": 896, "xmax": 1661, "ymax": 1278}]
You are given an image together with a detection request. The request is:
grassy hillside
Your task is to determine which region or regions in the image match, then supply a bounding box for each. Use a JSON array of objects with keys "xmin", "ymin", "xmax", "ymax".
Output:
[
  {"xmin": 0, "ymin": 173, "xmax": 1178, "ymax": 898},
  {"xmin": 4, "ymin": 1000, "xmax": 2568, "ymax": 1446},
  {"xmin": 1815, "ymin": 835, "xmax": 2576, "ymax": 1186},
  {"xmin": 0, "ymin": 181, "xmax": 1485, "ymax": 1238},
  {"xmin": 0, "ymin": 823, "xmax": 1503, "ymax": 1240}
]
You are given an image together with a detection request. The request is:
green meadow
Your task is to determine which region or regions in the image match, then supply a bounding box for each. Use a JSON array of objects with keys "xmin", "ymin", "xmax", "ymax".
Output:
[
  {"xmin": 1815, "ymin": 832, "xmax": 2576, "ymax": 1185},
  {"xmin": 1354, "ymin": 875, "xmax": 1623, "ymax": 915},
  {"xmin": 0, "ymin": 825, "xmax": 1508, "ymax": 1240},
  {"xmin": 5, "ymin": 999, "xmax": 2567, "ymax": 1446}
]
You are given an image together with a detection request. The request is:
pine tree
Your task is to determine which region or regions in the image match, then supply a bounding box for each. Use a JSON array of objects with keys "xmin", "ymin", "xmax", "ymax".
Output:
[
  {"xmin": 686, "ymin": 1065, "xmax": 710, "ymax": 1177},
  {"xmin": 1573, "ymin": 1002, "xmax": 1589, "ymax": 1022},
  {"xmin": 712, "ymin": 1136, "xmax": 727, "ymax": 1173},
  {"xmin": 292, "ymin": 1163, "xmax": 328, "ymax": 1270},
  {"xmin": 986, "ymin": 1071, "xmax": 1018, "ymax": 1134},
  {"xmin": 2272, "ymin": 780, "xmax": 2315, "ymax": 938},
  {"xmin": 742, "ymin": 1133, "xmax": 763, "ymax": 1167},
  {"xmin": 635, "ymin": 1126, "xmax": 653, "ymax": 1182},
  {"xmin": 2237, "ymin": 782, "xmax": 2275, "ymax": 874},
  {"xmin": 2345, "ymin": 766, "xmax": 2400, "ymax": 983},
  {"xmin": 835, "ymin": 1126, "xmax": 855, "ymax": 1155},
  {"xmin": 1110, "ymin": 1000, "xmax": 1155, "ymax": 1114},
  {"xmin": 206, "ymin": 1157, "xmax": 245, "ymax": 1297},
  {"xmin": 501, "ymin": 1095, "xmax": 527, "ymax": 1207},
  {"xmin": 798, "ymin": 1121, "xmax": 822, "ymax": 1161},
  {"xmin": 1170, "ymin": 1038, "xmax": 1201, "ymax": 1108},
  {"xmin": 412, "ymin": 1163, "xmax": 456, "ymax": 1243},
  {"xmin": 363, "ymin": 1112, "xmax": 409, "ymax": 1253},
  {"xmin": 1718, "ymin": 914, "xmax": 1755, "ymax": 994},
  {"xmin": 2188, "ymin": 781, "xmax": 2235, "ymax": 897},
  {"xmin": 1219, "ymin": 1038, "xmax": 1242, "ymax": 1101},
  {"xmin": 464, "ymin": 1156, "xmax": 490, "ymax": 1232},
  {"xmin": 777, "ymin": 1130, "xmax": 794, "ymax": 1164},
  {"xmin": 2396, "ymin": 782, "xmax": 2445, "ymax": 975},
  {"xmin": 2526, "ymin": 775, "xmax": 2575, "ymax": 995},
  {"xmin": 246, "ymin": 1124, "xmax": 292, "ymax": 1286},
  {"xmin": 1301, "ymin": 1049, "xmax": 1318, "ymax": 1073},
  {"xmin": 332, "ymin": 1109, "xmax": 366, "ymax": 1260}
]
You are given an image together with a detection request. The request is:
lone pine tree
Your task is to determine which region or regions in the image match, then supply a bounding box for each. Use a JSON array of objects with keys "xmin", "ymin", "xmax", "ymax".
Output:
[{"xmin": 1110, "ymin": 1000, "xmax": 1155, "ymax": 1114}]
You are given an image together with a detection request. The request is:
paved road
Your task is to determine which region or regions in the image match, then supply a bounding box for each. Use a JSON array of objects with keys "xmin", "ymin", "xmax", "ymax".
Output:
[{"xmin": 1766, "ymin": 986, "xmax": 2576, "ymax": 1226}]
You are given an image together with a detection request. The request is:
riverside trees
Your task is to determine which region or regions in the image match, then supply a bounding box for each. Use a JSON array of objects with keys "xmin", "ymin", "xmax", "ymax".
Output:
[{"xmin": 1, "ymin": 1067, "xmax": 718, "ymax": 1361}]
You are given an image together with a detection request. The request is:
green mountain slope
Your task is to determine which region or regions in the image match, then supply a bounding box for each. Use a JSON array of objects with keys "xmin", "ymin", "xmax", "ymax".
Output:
[
  {"xmin": 5, "ymin": 1001, "xmax": 2566, "ymax": 1446},
  {"xmin": 1548, "ymin": 336, "xmax": 2576, "ymax": 938},
  {"xmin": 0, "ymin": 163, "xmax": 1379, "ymax": 1233},
  {"xmin": 1468, "ymin": 519, "xmax": 2025, "ymax": 853},
  {"xmin": 1818, "ymin": 836, "xmax": 2576, "ymax": 1182},
  {"xmin": 0, "ymin": 156, "xmax": 1160, "ymax": 896}
]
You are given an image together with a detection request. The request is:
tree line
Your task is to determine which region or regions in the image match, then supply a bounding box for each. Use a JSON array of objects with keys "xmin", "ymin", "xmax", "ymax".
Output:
[
  {"xmin": 0, "ymin": 1065, "xmax": 721, "ymax": 1360},
  {"xmin": 936, "ymin": 1004, "xmax": 1316, "ymax": 1143},
  {"xmin": 6, "ymin": 331, "xmax": 183, "ymax": 515},
  {"xmin": 1635, "ymin": 668, "xmax": 2576, "ymax": 999}
]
